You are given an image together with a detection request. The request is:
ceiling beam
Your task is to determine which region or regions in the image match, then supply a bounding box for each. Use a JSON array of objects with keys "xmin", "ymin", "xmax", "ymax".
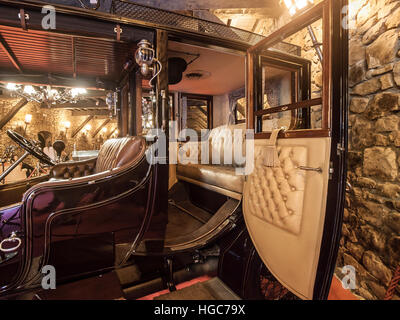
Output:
[
  {"xmin": 40, "ymin": 100, "xmax": 107, "ymax": 109},
  {"xmin": 251, "ymin": 19, "xmax": 261, "ymax": 33},
  {"xmin": 0, "ymin": 72, "xmax": 116, "ymax": 90},
  {"xmin": 71, "ymin": 115, "xmax": 94, "ymax": 138},
  {"xmin": 0, "ymin": 98, "xmax": 28, "ymax": 130},
  {"xmin": 70, "ymin": 110, "xmax": 111, "ymax": 117},
  {"xmin": 129, "ymin": 0, "xmax": 282, "ymax": 11},
  {"xmin": 92, "ymin": 118, "xmax": 111, "ymax": 138},
  {"xmin": 0, "ymin": 34, "xmax": 23, "ymax": 73},
  {"xmin": 212, "ymin": 8, "xmax": 282, "ymax": 19},
  {"xmin": 106, "ymin": 127, "xmax": 118, "ymax": 139}
]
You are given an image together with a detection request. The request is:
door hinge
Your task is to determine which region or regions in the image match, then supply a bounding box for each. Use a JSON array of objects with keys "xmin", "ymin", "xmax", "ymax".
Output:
[{"xmin": 337, "ymin": 143, "xmax": 345, "ymax": 156}]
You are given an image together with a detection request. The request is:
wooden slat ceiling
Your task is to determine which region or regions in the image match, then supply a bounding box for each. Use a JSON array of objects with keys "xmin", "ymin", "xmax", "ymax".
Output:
[{"xmin": 0, "ymin": 25, "xmax": 131, "ymax": 82}]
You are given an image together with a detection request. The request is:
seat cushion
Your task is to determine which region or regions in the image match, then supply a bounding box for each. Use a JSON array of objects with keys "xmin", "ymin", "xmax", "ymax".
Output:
[
  {"xmin": 95, "ymin": 136, "xmax": 145, "ymax": 173},
  {"xmin": 177, "ymin": 163, "xmax": 244, "ymax": 194}
]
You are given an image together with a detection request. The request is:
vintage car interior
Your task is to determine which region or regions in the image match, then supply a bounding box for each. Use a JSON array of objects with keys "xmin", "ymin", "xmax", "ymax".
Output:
[{"xmin": 0, "ymin": 0, "xmax": 347, "ymax": 300}]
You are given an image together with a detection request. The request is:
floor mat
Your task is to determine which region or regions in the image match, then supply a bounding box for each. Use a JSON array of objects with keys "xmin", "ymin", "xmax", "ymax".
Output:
[
  {"xmin": 165, "ymin": 203, "xmax": 204, "ymax": 239},
  {"xmin": 154, "ymin": 277, "xmax": 240, "ymax": 300}
]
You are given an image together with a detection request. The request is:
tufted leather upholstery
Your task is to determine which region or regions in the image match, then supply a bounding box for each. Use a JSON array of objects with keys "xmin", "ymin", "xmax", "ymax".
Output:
[
  {"xmin": 176, "ymin": 124, "xmax": 246, "ymax": 197},
  {"xmin": 50, "ymin": 158, "xmax": 97, "ymax": 179},
  {"xmin": 245, "ymin": 145, "xmax": 307, "ymax": 234},
  {"xmin": 243, "ymin": 137, "xmax": 331, "ymax": 299},
  {"xmin": 50, "ymin": 136, "xmax": 146, "ymax": 180}
]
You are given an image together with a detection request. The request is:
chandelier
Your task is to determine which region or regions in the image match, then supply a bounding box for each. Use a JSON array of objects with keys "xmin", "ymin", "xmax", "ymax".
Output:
[{"xmin": 4, "ymin": 83, "xmax": 87, "ymax": 107}]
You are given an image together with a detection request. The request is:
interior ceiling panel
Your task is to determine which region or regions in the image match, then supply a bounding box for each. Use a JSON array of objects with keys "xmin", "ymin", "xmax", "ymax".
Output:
[
  {"xmin": 0, "ymin": 25, "xmax": 131, "ymax": 81},
  {"xmin": 168, "ymin": 41, "xmax": 245, "ymax": 96}
]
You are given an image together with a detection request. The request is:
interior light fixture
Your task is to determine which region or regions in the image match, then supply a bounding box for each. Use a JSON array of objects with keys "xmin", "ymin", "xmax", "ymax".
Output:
[
  {"xmin": 23, "ymin": 85, "xmax": 36, "ymax": 95},
  {"xmin": 282, "ymin": 0, "xmax": 314, "ymax": 16},
  {"xmin": 3, "ymin": 83, "xmax": 88, "ymax": 106},
  {"xmin": 281, "ymin": 0, "xmax": 322, "ymax": 63},
  {"xmin": 23, "ymin": 114, "xmax": 32, "ymax": 135},
  {"xmin": 24, "ymin": 114, "xmax": 32, "ymax": 125},
  {"xmin": 6, "ymin": 83, "xmax": 18, "ymax": 91}
]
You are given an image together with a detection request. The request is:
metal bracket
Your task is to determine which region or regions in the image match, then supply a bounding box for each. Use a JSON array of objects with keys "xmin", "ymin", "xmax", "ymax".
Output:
[
  {"xmin": 114, "ymin": 24, "xmax": 122, "ymax": 41},
  {"xmin": 18, "ymin": 9, "xmax": 29, "ymax": 30}
]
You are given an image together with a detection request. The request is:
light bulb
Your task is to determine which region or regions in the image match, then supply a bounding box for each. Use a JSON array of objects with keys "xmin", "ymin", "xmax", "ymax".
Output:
[
  {"xmin": 24, "ymin": 114, "xmax": 32, "ymax": 124},
  {"xmin": 283, "ymin": 0, "xmax": 293, "ymax": 8},
  {"xmin": 296, "ymin": 0, "xmax": 308, "ymax": 10},
  {"xmin": 23, "ymin": 85, "xmax": 36, "ymax": 95},
  {"xmin": 6, "ymin": 83, "xmax": 18, "ymax": 91},
  {"xmin": 64, "ymin": 121, "xmax": 71, "ymax": 129},
  {"xmin": 71, "ymin": 88, "xmax": 87, "ymax": 97}
]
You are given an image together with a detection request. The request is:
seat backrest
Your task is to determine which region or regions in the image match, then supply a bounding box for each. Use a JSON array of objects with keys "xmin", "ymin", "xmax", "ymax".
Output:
[
  {"xmin": 178, "ymin": 123, "xmax": 246, "ymax": 168},
  {"xmin": 95, "ymin": 136, "xmax": 145, "ymax": 173},
  {"xmin": 208, "ymin": 123, "xmax": 246, "ymax": 167}
]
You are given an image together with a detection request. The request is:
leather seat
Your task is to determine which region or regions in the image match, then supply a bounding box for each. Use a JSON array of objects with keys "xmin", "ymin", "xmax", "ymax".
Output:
[
  {"xmin": 177, "ymin": 164, "xmax": 244, "ymax": 194},
  {"xmin": 50, "ymin": 136, "xmax": 145, "ymax": 180},
  {"xmin": 176, "ymin": 124, "xmax": 246, "ymax": 198}
]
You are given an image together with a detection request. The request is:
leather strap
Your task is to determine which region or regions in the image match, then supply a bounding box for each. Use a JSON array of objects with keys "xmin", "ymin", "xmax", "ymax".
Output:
[{"xmin": 263, "ymin": 128, "xmax": 285, "ymax": 167}]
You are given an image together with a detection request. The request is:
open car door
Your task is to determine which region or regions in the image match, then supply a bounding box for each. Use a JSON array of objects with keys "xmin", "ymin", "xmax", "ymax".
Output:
[{"xmin": 243, "ymin": 0, "xmax": 348, "ymax": 300}]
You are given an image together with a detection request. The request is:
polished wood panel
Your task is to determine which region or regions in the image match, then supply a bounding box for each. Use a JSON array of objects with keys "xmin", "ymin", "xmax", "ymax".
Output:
[
  {"xmin": 322, "ymin": 0, "xmax": 332, "ymax": 130},
  {"xmin": 254, "ymin": 98, "xmax": 322, "ymax": 116},
  {"xmin": 246, "ymin": 52, "xmax": 255, "ymax": 130},
  {"xmin": 255, "ymin": 129, "xmax": 330, "ymax": 140}
]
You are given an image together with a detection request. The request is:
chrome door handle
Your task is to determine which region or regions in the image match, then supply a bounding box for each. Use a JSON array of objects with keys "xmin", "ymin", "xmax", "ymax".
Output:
[{"xmin": 296, "ymin": 166, "xmax": 323, "ymax": 173}]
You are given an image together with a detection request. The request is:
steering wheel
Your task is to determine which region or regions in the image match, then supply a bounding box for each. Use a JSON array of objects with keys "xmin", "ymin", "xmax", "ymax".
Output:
[{"xmin": 7, "ymin": 130, "xmax": 55, "ymax": 166}]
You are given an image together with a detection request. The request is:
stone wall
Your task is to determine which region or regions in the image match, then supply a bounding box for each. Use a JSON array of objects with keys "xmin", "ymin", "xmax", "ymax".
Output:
[
  {"xmin": 257, "ymin": 0, "xmax": 400, "ymax": 300},
  {"xmin": 336, "ymin": 0, "xmax": 400, "ymax": 300},
  {"xmin": 0, "ymin": 98, "xmax": 117, "ymax": 165}
]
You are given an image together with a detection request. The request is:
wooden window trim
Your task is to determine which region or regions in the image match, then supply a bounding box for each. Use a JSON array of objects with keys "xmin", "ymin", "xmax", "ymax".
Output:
[
  {"xmin": 182, "ymin": 93, "xmax": 214, "ymax": 130},
  {"xmin": 246, "ymin": 0, "xmax": 332, "ymax": 139}
]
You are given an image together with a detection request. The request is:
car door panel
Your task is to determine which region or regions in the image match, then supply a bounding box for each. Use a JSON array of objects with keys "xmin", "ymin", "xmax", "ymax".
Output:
[{"xmin": 243, "ymin": 137, "xmax": 331, "ymax": 299}]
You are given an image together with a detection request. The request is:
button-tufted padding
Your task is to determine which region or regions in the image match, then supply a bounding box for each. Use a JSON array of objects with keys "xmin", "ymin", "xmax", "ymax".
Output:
[
  {"xmin": 245, "ymin": 144, "xmax": 307, "ymax": 235},
  {"xmin": 50, "ymin": 158, "xmax": 97, "ymax": 179},
  {"xmin": 176, "ymin": 124, "xmax": 246, "ymax": 197},
  {"xmin": 50, "ymin": 136, "xmax": 146, "ymax": 180}
]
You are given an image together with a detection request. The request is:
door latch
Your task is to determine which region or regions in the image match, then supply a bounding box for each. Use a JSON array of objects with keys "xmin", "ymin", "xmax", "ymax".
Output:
[{"xmin": 337, "ymin": 143, "xmax": 345, "ymax": 156}]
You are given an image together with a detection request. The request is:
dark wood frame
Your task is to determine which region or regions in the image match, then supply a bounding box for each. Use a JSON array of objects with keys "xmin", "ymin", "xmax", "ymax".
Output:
[
  {"xmin": 246, "ymin": 0, "xmax": 331, "ymax": 140},
  {"xmin": 256, "ymin": 52, "xmax": 311, "ymax": 131},
  {"xmin": 181, "ymin": 93, "xmax": 213, "ymax": 131},
  {"xmin": 245, "ymin": 0, "xmax": 348, "ymax": 300},
  {"xmin": 234, "ymin": 106, "xmax": 246, "ymax": 125}
]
